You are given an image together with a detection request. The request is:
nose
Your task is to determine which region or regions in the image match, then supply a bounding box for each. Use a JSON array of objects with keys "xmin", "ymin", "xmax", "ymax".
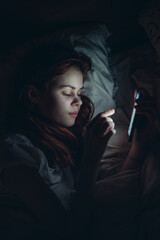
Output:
[{"xmin": 72, "ymin": 95, "xmax": 82, "ymax": 106}]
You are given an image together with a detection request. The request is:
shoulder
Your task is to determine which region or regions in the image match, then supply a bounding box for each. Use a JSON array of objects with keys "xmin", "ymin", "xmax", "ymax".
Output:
[
  {"xmin": 3, "ymin": 133, "xmax": 39, "ymax": 155},
  {"xmin": 0, "ymin": 133, "xmax": 43, "ymax": 170},
  {"xmin": 1, "ymin": 132, "xmax": 34, "ymax": 146}
]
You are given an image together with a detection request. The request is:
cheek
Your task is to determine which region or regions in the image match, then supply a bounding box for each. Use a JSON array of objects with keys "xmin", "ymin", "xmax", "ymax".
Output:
[
  {"xmin": 57, "ymin": 98, "xmax": 71, "ymax": 113},
  {"xmin": 47, "ymin": 95, "xmax": 70, "ymax": 114}
]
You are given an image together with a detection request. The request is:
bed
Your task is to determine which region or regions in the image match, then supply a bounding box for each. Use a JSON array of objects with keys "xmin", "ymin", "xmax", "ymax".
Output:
[{"xmin": 0, "ymin": 0, "xmax": 160, "ymax": 239}]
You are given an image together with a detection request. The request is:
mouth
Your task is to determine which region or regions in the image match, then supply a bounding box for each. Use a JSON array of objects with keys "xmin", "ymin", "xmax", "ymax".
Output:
[{"xmin": 68, "ymin": 112, "xmax": 78, "ymax": 118}]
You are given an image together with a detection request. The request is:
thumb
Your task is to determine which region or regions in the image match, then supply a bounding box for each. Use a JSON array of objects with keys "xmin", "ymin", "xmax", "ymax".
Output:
[{"xmin": 103, "ymin": 129, "xmax": 116, "ymax": 143}]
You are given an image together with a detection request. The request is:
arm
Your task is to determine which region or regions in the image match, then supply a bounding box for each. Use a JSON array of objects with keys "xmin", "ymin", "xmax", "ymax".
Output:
[
  {"xmin": 120, "ymin": 96, "xmax": 156, "ymax": 171},
  {"xmin": 67, "ymin": 110, "xmax": 116, "ymax": 227},
  {"xmin": 1, "ymin": 165, "xmax": 66, "ymax": 235},
  {"xmin": 120, "ymin": 135, "xmax": 148, "ymax": 171},
  {"xmin": 2, "ymin": 110, "xmax": 116, "ymax": 237},
  {"xmin": 2, "ymin": 161, "xmax": 96, "ymax": 237}
]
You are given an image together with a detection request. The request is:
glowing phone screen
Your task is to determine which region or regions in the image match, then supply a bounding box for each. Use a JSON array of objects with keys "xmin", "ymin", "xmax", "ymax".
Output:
[{"xmin": 128, "ymin": 92, "xmax": 140, "ymax": 141}]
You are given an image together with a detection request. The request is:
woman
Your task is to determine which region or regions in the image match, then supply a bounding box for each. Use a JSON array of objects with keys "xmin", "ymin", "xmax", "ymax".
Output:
[{"xmin": 0, "ymin": 42, "xmax": 155, "ymax": 240}]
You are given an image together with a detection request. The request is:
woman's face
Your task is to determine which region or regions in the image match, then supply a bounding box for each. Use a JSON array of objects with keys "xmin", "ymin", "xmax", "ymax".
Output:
[{"xmin": 34, "ymin": 68, "xmax": 83, "ymax": 127}]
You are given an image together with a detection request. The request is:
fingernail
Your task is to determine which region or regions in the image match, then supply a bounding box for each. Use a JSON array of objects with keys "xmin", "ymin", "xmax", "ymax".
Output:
[{"xmin": 105, "ymin": 109, "xmax": 115, "ymax": 112}]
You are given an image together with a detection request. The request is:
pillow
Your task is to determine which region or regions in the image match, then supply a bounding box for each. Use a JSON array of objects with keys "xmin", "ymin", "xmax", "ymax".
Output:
[
  {"xmin": 70, "ymin": 24, "xmax": 116, "ymax": 117},
  {"xmin": 0, "ymin": 24, "xmax": 116, "ymax": 134}
]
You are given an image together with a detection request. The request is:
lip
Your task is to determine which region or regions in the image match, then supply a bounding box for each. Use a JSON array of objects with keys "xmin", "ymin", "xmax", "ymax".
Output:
[{"xmin": 69, "ymin": 112, "xmax": 78, "ymax": 118}]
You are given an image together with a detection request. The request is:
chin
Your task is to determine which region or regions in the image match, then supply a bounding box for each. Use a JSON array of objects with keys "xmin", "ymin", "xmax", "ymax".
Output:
[
  {"xmin": 59, "ymin": 121, "xmax": 75, "ymax": 128},
  {"xmin": 65, "ymin": 120, "xmax": 76, "ymax": 127},
  {"xmin": 65, "ymin": 123, "xmax": 75, "ymax": 127}
]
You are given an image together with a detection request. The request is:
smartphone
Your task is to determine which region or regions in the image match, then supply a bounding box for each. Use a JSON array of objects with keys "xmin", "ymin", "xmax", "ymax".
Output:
[{"xmin": 128, "ymin": 90, "xmax": 143, "ymax": 142}]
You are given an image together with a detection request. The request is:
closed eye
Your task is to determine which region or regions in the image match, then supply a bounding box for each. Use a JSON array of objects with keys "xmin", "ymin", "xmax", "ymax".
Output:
[
  {"xmin": 62, "ymin": 91, "xmax": 82, "ymax": 98},
  {"xmin": 63, "ymin": 93, "xmax": 71, "ymax": 97}
]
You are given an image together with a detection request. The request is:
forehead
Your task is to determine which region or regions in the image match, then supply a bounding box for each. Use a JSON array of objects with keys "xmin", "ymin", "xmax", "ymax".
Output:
[{"xmin": 50, "ymin": 68, "xmax": 84, "ymax": 88}]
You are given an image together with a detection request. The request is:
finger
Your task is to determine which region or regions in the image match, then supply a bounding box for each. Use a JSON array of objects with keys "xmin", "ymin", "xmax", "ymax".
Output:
[
  {"xmin": 87, "ymin": 113, "xmax": 105, "ymax": 129},
  {"xmin": 98, "ymin": 121, "xmax": 110, "ymax": 137},
  {"xmin": 135, "ymin": 112, "xmax": 156, "ymax": 133},
  {"xmin": 136, "ymin": 99, "xmax": 156, "ymax": 106},
  {"xmin": 134, "ymin": 89, "xmax": 138, "ymax": 100},
  {"xmin": 135, "ymin": 105, "xmax": 156, "ymax": 112},
  {"xmin": 87, "ymin": 116, "xmax": 107, "ymax": 130},
  {"xmin": 94, "ymin": 116, "xmax": 115, "ymax": 133},
  {"xmin": 87, "ymin": 109, "xmax": 115, "ymax": 129},
  {"xmin": 100, "ymin": 121, "xmax": 115, "ymax": 137},
  {"xmin": 108, "ymin": 121, "xmax": 115, "ymax": 130},
  {"xmin": 106, "ymin": 117, "xmax": 114, "ymax": 123},
  {"xmin": 136, "ymin": 88, "xmax": 151, "ymax": 98},
  {"xmin": 101, "ymin": 109, "xmax": 115, "ymax": 118},
  {"xmin": 93, "ymin": 120, "xmax": 109, "ymax": 136},
  {"xmin": 135, "ymin": 106, "xmax": 157, "ymax": 117},
  {"xmin": 136, "ymin": 103, "xmax": 156, "ymax": 109},
  {"xmin": 89, "ymin": 116, "xmax": 115, "ymax": 138},
  {"xmin": 103, "ymin": 129, "xmax": 116, "ymax": 142},
  {"xmin": 136, "ymin": 111, "xmax": 156, "ymax": 121}
]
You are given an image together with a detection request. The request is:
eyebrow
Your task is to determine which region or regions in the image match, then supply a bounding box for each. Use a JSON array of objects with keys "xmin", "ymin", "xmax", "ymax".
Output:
[{"xmin": 59, "ymin": 85, "xmax": 84, "ymax": 90}]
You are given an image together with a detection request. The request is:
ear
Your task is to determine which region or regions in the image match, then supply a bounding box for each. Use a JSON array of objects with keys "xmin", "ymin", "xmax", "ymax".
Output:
[{"xmin": 27, "ymin": 85, "xmax": 41, "ymax": 104}]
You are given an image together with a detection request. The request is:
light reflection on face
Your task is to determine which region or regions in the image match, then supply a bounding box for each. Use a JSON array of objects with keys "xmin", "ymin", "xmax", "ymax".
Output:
[{"xmin": 37, "ymin": 68, "xmax": 83, "ymax": 127}]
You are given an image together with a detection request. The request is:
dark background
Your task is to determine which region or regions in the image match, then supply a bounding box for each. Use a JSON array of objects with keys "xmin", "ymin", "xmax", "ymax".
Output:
[{"xmin": 0, "ymin": 0, "xmax": 150, "ymax": 53}]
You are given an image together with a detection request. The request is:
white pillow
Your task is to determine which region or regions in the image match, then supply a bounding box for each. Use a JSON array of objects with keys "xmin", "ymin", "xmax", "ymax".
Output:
[{"xmin": 70, "ymin": 24, "xmax": 116, "ymax": 117}]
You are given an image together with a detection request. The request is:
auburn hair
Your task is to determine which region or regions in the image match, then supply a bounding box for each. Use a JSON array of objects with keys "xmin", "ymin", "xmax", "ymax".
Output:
[{"xmin": 9, "ymin": 42, "xmax": 94, "ymax": 168}]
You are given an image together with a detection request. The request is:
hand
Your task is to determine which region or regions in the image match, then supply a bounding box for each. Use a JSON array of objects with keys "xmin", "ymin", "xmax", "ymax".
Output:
[
  {"xmin": 133, "ymin": 90, "xmax": 156, "ymax": 143},
  {"xmin": 83, "ymin": 109, "xmax": 116, "ymax": 165}
]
